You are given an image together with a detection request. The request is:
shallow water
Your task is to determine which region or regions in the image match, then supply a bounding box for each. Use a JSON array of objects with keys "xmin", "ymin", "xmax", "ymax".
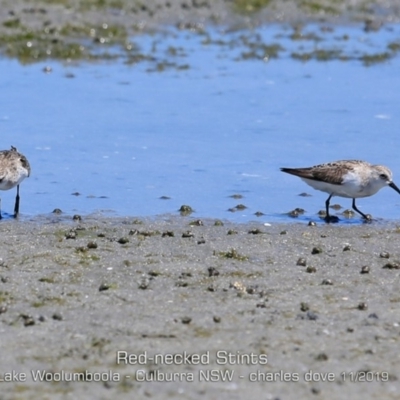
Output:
[{"xmin": 2, "ymin": 23, "xmax": 400, "ymax": 223}]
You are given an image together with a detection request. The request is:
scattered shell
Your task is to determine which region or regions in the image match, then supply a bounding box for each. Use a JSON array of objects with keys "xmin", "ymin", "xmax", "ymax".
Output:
[
  {"xmin": 379, "ymin": 252, "xmax": 390, "ymax": 259},
  {"xmin": 230, "ymin": 281, "xmax": 246, "ymax": 293},
  {"xmin": 227, "ymin": 229, "xmax": 237, "ymax": 235},
  {"xmin": 321, "ymin": 279, "xmax": 333, "ymax": 285},
  {"xmin": 52, "ymin": 313, "xmax": 63, "ymax": 321},
  {"xmin": 213, "ymin": 316, "xmax": 221, "ymax": 323},
  {"xmin": 306, "ymin": 266, "xmax": 317, "ymax": 273},
  {"xmin": 197, "ymin": 238, "xmax": 206, "ymax": 244},
  {"xmin": 308, "ymin": 221, "xmax": 317, "ymax": 226},
  {"xmin": 181, "ymin": 316, "xmax": 192, "ymax": 324},
  {"xmin": 343, "ymin": 244, "xmax": 351, "ymax": 251},
  {"xmin": 214, "ymin": 220, "xmax": 224, "ymax": 226}
]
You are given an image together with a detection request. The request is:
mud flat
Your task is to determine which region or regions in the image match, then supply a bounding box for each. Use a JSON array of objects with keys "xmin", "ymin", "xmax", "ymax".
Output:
[
  {"xmin": 0, "ymin": 0, "xmax": 399, "ymax": 62},
  {"xmin": 0, "ymin": 214, "xmax": 399, "ymax": 399}
]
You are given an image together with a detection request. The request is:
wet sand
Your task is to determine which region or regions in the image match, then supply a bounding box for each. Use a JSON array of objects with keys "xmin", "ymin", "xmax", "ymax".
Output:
[
  {"xmin": 1, "ymin": 0, "xmax": 400, "ymax": 399},
  {"xmin": 0, "ymin": 214, "xmax": 400, "ymax": 399}
]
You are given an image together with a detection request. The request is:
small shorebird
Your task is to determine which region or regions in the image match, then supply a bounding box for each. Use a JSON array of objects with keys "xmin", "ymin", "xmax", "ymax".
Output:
[
  {"xmin": 0, "ymin": 146, "xmax": 31, "ymax": 218},
  {"xmin": 280, "ymin": 160, "xmax": 400, "ymax": 222}
]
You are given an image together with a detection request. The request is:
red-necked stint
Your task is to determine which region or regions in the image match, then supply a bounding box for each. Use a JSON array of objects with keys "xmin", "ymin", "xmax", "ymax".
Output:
[
  {"xmin": 281, "ymin": 160, "xmax": 400, "ymax": 223},
  {"xmin": 0, "ymin": 146, "xmax": 31, "ymax": 218}
]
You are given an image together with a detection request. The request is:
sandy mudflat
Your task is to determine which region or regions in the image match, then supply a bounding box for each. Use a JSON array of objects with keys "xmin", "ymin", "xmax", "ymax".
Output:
[
  {"xmin": 1, "ymin": 0, "xmax": 400, "ymax": 399},
  {"xmin": 0, "ymin": 214, "xmax": 399, "ymax": 399}
]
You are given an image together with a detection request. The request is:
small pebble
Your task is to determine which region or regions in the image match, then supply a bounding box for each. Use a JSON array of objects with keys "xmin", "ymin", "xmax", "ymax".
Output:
[
  {"xmin": 360, "ymin": 266, "xmax": 370, "ymax": 274},
  {"xmin": 99, "ymin": 283, "xmax": 110, "ymax": 291},
  {"xmin": 190, "ymin": 219, "xmax": 203, "ymax": 226},
  {"xmin": 87, "ymin": 241, "xmax": 98, "ymax": 249},
  {"xmin": 182, "ymin": 231, "xmax": 194, "ymax": 238},
  {"xmin": 300, "ymin": 302, "xmax": 309, "ymax": 312},
  {"xmin": 72, "ymin": 214, "xmax": 82, "ymax": 221},
  {"xmin": 52, "ymin": 313, "xmax": 63, "ymax": 321},
  {"xmin": 179, "ymin": 205, "xmax": 193, "ymax": 215},
  {"xmin": 379, "ymin": 252, "xmax": 390, "ymax": 259},
  {"xmin": 383, "ymin": 262, "xmax": 400, "ymax": 269},
  {"xmin": 208, "ymin": 267, "xmax": 220, "ymax": 277},
  {"xmin": 296, "ymin": 257, "xmax": 307, "ymax": 266},
  {"xmin": 118, "ymin": 237, "xmax": 129, "ymax": 244},
  {"xmin": 248, "ymin": 228, "xmax": 263, "ymax": 234},
  {"xmin": 213, "ymin": 316, "xmax": 221, "ymax": 323},
  {"xmin": 65, "ymin": 230, "xmax": 77, "ymax": 239},
  {"xmin": 343, "ymin": 244, "xmax": 351, "ymax": 251},
  {"xmin": 162, "ymin": 231, "xmax": 174, "ymax": 237},
  {"xmin": 52, "ymin": 208, "xmax": 62, "ymax": 214},
  {"xmin": 181, "ymin": 316, "xmax": 192, "ymax": 324},
  {"xmin": 308, "ymin": 221, "xmax": 316, "ymax": 226},
  {"xmin": 306, "ymin": 311, "xmax": 318, "ymax": 320},
  {"xmin": 311, "ymin": 247, "xmax": 322, "ymax": 254},
  {"xmin": 315, "ymin": 352, "xmax": 328, "ymax": 361},
  {"xmin": 138, "ymin": 278, "xmax": 150, "ymax": 290},
  {"xmin": 306, "ymin": 266, "xmax": 317, "ymax": 273},
  {"xmin": 321, "ymin": 279, "xmax": 333, "ymax": 285},
  {"xmin": 358, "ymin": 302, "xmax": 368, "ymax": 310}
]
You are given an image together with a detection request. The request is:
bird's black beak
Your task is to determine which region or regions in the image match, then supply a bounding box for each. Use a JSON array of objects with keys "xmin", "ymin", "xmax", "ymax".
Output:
[{"xmin": 389, "ymin": 181, "xmax": 400, "ymax": 194}]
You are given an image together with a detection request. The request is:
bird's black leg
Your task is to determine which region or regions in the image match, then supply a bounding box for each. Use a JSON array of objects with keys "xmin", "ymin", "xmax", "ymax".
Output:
[
  {"xmin": 0, "ymin": 197, "xmax": 2, "ymax": 219},
  {"xmin": 352, "ymin": 198, "xmax": 371, "ymax": 221},
  {"xmin": 14, "ymin": 185, "xmax": 20, "ymax": 218},
  {"xmin": 324, "ymin": 194, "xmax": 339, "ymax": 223}
]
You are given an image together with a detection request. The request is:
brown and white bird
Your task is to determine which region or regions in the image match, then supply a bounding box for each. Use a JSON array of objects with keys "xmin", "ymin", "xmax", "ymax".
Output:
[
  {"xmin": 0, "ymin": 146, "xmax": 31, "ymax": 218},
  {"xmin": 281, "ymin": 160, "xmax": 400, "ymax": 222}
]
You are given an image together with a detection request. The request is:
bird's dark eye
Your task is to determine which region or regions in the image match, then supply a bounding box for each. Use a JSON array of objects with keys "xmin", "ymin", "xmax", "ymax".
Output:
[{"xmin": 380, "ymin": 173, "xmax": 388, "ymax": 180}]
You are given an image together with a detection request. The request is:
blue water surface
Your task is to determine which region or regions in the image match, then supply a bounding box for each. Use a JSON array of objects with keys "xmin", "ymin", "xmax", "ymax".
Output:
[{"xmin": 1, "ymin": 24, "xmax": 400, "ymax": 223}]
